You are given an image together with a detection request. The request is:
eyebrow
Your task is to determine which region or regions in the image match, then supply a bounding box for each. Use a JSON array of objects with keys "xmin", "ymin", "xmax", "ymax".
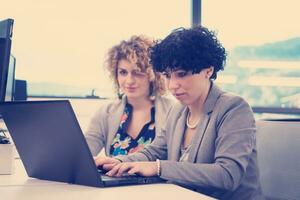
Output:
[
  {"xmin": 117, "ymin": 67, "xmax": 143, "ymax": 73},
  {"xmin": 118, "ymin": 67, "xmax": 127, "ymax": 71}
]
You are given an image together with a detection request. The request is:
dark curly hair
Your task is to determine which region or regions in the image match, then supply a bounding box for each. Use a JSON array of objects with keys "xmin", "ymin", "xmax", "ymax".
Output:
[{"xmin": 150, "ymin": 26, "xmax": 227, "ymax": 80}]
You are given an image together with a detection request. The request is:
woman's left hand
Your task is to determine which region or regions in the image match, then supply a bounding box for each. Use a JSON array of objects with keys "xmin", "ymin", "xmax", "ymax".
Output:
[{"xmin": 106, "ymin": 162, "xmax": 157, "ymax": 177}]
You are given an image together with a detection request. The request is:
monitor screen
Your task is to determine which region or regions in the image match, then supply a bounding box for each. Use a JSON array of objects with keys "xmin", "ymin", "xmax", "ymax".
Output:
[{"xmin": 0, "ymin": 18, "xmax": 14, "ymax": 102}]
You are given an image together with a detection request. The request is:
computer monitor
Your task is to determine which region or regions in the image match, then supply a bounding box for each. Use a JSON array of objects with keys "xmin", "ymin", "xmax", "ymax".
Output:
[
  {"xmin": 0, "ymin": 18, "xmax": 14, "ymax": 102},
  {"xmin": 4, "ymin": 55, "xmax": 16, "ymax": 101}
]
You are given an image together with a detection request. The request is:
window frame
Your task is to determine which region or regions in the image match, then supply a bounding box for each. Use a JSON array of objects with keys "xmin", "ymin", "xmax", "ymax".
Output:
[{"xmin": 194, "ymin": 0, "xmax": 300, "ymax": 116}]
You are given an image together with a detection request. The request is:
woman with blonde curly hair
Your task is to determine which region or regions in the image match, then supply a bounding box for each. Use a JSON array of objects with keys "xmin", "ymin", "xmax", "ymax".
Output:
[{"xmin": 85, "ymin": 35, "xmax": 174, "ymax": 158}]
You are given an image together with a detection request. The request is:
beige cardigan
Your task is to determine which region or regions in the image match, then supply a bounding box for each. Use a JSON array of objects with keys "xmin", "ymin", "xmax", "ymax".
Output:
[{"xmin": 85, "ymin": 96, "xmax": 174, "ymax": 156}]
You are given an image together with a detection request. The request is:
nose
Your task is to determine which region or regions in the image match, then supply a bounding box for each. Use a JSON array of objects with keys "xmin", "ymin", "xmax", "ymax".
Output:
[
  {"xmin": 126, "ymin": 73, "xmax": 135, "ymax": 85},
  {"xmin": 167, "ymin": 75, "xmax": 180, "ymax": 91}
]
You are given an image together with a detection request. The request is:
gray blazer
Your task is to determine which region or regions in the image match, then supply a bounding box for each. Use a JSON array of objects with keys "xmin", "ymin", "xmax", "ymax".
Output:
[
  {"xmin": 117, "ymin": 83, "xmax": 264, "ymax": 200},
  {"xmin": 85, "ymin": 96, "xmax": 174, "ymax": 156}
]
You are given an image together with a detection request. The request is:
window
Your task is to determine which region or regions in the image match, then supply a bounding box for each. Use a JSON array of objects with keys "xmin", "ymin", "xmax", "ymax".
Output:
[
  {"xmin": 1, "ymin": 1, "xmax": 190, "ymax": 99},
  {"xmin": 202, "ymin": 0, "xmax": 300, "ymax": 114}
]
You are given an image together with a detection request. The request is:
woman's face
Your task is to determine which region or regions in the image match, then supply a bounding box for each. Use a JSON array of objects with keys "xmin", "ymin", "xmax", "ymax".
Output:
[
  {"xmin": 164, "ymin": 68, "xmax": 213, "ymax": 106},
  {"xmin": 117, "ymin": 59, "xmax": 151, "ymax": 101}
]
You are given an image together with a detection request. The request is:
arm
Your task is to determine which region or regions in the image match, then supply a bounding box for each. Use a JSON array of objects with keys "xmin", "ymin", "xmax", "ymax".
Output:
[
  {"xmin": 97, "ymin": 101, "xmax": 174, "ymax": 170},
  {"xmin": 95, "ymin": 116, "xmax": 169, "ymax": 171},
  {"xmin": 115, "ymin": 127, "xmax": 169, "ymax": 162},
  {"xmin": 103, "ymin": 133, "xmax": 169, "ymax": 176},
  {"xmin": 85, "ymin": 105, "xmax": 108, "ymax": 156}
]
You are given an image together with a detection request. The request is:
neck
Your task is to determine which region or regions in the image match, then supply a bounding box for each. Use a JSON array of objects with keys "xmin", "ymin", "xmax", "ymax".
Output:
[
  {"xmin": 188, "ymin": 81, "xmax": 211, "ymax": 118},
  {"xmin": 127, "ymin": 96, "xmax": 153, "ymax": 110}
]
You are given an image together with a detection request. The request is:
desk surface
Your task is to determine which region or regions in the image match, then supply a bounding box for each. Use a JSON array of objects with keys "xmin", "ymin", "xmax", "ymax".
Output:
[{"xmin": 0, "ymin": 159, "xmax": 214, "ymax": 200}]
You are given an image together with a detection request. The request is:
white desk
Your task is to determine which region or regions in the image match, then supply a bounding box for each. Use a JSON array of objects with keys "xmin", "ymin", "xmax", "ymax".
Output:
[
  {"xmin": 0, "ymin": 159, "xmax": 215, "ymax": 200},
  {"xmin": 0, "ymin": 158, "xmax": 64, "ymax": 187}
]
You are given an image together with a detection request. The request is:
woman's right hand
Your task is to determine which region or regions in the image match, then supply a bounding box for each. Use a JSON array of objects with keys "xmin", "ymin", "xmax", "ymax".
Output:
[{"xmin": 94, "ymin": 155, "xmax": 121, "ymax": 171}]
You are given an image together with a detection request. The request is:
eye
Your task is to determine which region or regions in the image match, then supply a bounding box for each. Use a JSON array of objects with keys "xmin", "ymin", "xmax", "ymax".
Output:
[
  {"xmin": 118, "ymin": 69, "xmax": 127, "ymax": 76},
  {"xmin": 133, "ymin": 70, "xmax": 146, "ymax": 77},
  {"xmin": 176, "ymin": 71, "xmax": 188, "ymax": 78}
]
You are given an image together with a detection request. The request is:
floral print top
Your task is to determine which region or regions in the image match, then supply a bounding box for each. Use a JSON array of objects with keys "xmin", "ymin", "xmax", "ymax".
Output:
[{"xmin": 109, "ymin": 103, "xmax": 155, "ymax": 156}]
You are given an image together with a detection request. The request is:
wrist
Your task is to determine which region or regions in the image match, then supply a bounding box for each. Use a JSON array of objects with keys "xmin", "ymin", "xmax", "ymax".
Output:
[{"xmin": 156, "ymin": 159, "xmax": 161, "ymax": 176}]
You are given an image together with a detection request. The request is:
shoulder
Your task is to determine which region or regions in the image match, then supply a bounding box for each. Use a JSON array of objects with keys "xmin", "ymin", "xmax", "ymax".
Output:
[
  {"xmin": 166, "ymin": 102, "xmax": 186, "ymax": 121},
  {"xmin": 154, "ymin": 95, "xmax": 176, "ymax": 115},
  {"xmin": 94, "ymin": 98, "xmax": 125, "ymax": 117},
  {"xmin": 214, "ymin": 91, "xmax": 255, "ymax": 129},
  {"xmin": 155, "ymin": 95, "xmax": 175, "ymax": 107},
  {"xmin": 216, "ymin": 91, "xmax": 252, "ymax": 113},
  {"xmin": 171, "ymin": 101, "xmax": 186, "ymax": 112},
  {"xmin": 159, "ymin": 102, "xmax": 187, "ymax": 134}
]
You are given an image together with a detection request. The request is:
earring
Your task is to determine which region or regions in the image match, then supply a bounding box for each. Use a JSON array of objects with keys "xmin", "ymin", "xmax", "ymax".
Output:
[
  {"xmin": 117, "ymin": 87, "xmax": 124, "ymax": 99},
  {"xmin": 149, "ymin": 83, "xmax": 156, "ymax": 101},
  {"xmin": 149, "ymin": 94, "xmax": 156, "ymax": 101}
]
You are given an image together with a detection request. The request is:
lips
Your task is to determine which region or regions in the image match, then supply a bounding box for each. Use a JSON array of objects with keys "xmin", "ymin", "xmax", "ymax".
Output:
[
  {"xmin": 173, "ymin": 93, "xmax": 186, "ymax": 100},
  {"xmin": 125, "ymin": 87, "xmax": 137, "ymax": 92}
]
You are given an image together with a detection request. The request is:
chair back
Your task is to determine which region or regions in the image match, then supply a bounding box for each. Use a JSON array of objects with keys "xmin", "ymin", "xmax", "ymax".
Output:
[{"xmin": 256, "ymin": 120, "xmax": 300, "ymax": 200}]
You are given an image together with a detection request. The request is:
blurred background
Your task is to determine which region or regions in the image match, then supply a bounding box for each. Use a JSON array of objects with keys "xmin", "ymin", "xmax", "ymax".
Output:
[{"xmin": 1, "ymin": 0, "xmax": 300, "ymax": 130}]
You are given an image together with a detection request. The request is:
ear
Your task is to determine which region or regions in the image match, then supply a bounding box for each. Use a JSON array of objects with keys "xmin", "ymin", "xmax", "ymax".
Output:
[{"xmin": 205, "ymin": 67, "xmax": 214, "ymax": 79}]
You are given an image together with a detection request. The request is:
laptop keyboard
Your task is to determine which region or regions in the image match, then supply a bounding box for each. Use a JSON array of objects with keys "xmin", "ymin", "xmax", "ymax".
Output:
[
  {"xmin": 97, "ymin": 169, "xmax": 138, "ymax": 179},
  {"xmin": 97, "ymin": 169, "xmax": 164, "ymax": 185}
]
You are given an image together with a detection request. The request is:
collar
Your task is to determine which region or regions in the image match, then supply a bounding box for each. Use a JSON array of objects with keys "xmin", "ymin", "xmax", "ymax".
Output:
[{"xmin": 203, "ymin": 81, "xmax": 225, "ymax": 114}]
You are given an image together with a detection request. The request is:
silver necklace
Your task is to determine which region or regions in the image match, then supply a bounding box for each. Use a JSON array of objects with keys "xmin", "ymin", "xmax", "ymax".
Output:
[{"xmin": 186, "ymin": 111, "xmax": 200, "ymax": 129}]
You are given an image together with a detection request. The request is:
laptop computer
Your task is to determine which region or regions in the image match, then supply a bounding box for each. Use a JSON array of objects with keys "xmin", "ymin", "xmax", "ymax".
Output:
[{"xmin": 0, "ymin": 100, "xmax": 164, "ymax": 187}]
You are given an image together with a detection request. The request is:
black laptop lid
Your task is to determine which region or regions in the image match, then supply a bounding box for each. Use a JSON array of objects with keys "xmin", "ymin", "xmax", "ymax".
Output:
[{"xmin": 0, "ymin": 100, "xmax": 102, "ymax": 187}]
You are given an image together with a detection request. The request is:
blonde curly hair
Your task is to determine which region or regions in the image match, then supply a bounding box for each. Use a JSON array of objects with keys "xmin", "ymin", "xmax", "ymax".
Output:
[{"xmin": 105, "ymin": 35, "xmax": 166, "ymax": 99}]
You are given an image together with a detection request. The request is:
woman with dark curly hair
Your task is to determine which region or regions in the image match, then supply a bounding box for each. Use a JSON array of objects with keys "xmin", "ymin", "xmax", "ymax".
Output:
[
  {"xmin": 85, "ymin": 35, "xmax": 174, "ymax": 158},
  {"xmin": 95, "ymin": 27, "xmax": 263, "ymax": 199}
]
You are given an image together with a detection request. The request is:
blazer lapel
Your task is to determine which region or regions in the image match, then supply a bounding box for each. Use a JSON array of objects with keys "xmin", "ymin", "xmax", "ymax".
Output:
[
  {"xmin": 188, "ymin": 82, "xmax": 224, "ymax": 162},
  {"xmin": 188, "ymin": 114, "xmax": 211, "ymax": 162},
  {"xmin": 169, "ymin": 107, "xmax": 188, "ymax": 161}
]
